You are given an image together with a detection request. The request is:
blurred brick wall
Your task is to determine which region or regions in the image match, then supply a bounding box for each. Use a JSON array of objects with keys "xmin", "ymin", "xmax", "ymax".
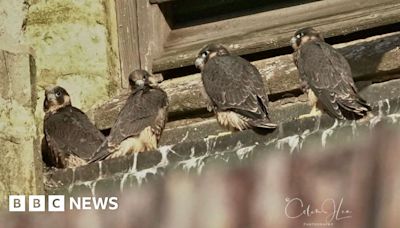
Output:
[{"xmin": 2, "ymin": 126, "xmax": 400, "ymax": 228}]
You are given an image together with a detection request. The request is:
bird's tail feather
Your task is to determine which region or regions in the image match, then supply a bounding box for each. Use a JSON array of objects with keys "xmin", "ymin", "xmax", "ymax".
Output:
[
  {"xmin": 88, "ymin": 139, "xmax": 111, "ymax": 163},
  {"xmin": 338, "ymin": 96, "xmax": 371, "ymax": 117},
  {"xmin": 231, "ymin": 108, "xmax": 277, "ymax": 129},
  {"xmin": 249, "ymin": 119, "xmax": 277, "ymax": 129}
]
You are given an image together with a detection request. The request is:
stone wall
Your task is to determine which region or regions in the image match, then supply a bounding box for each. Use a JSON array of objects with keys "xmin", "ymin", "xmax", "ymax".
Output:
[
  {"xmin": 0, "ymin": 0, "xmax": 43, "ymax": 207},
  {"xmin": 0, "ymin": 50, "xmax": 42, "ymax": 208},
  {"xmin": 0, "ymin": 0, "xmax": 121, "ymax": 208},
  {"xmin": 24, "ymin": 0, "xmax": 120, "ymax": 128}
]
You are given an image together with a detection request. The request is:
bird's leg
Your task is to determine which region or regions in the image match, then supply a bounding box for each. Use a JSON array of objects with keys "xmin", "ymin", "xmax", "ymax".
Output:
[
  {"xmin": 357, "ymin": 112, "xmax": 375, "ymax": 123},
  {"xmin": 66, "ymin": 155, "xmax": 87, "ymax": 168},
  {"xmin": 300, "ymin": 80, "xmax": 309, "ymax": 93},
  {"xmin": 200, "ymin": 87, "xmax": 215, "ymax": 112},
  {"xmin": 109, "ymin": 137, "xmax": 141, "ymax": 159},
  {"xmin": 299, "ymin": 89, "xmax": 322, "ymax": 119},
  {"xmin": 299, "ymin": 104, "xmax": 322, "ymax": 119}
]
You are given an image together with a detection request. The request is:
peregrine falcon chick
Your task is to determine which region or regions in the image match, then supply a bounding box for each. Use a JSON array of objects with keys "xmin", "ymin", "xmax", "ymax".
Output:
[
  {"xmin": 43, "ymin": 86, "xmax": 105, "ymax": 168},
  {"xmin": 291, "ymin": 27, "xmax": 371, "ymax": 120},
  {"xmin": 195, "ymin": 44, "xmax": 277, "ymax": 132},
  {"xmin": 90, "ymin": 70, "xmax": 168, "ymax": 161}
]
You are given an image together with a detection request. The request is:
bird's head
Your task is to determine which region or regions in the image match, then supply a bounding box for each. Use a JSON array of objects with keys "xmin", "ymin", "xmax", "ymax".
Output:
[
  {"xmin": 291, "ymin": 27, "xmax": 324, "ymax": 50},
  {"xmin": 43, "ymin": 86, "xmax": 71, "ymax": 113},
  {"xmin": 195, "ymin": 44, "xmax": 230, "ymax": 71},
  {"xmin": 128, "ymin": 69, "xmax": 159, "ymax": 90}
]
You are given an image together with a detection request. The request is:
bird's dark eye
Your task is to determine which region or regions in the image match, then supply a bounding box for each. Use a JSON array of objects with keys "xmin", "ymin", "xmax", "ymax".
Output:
[
  {"xmin": 55, "ymin": 91, "xmax": 61, "ymax": 97},
  {"xmin": 201, "ymin": 51, "xmax": 208, "ymax": 58}
]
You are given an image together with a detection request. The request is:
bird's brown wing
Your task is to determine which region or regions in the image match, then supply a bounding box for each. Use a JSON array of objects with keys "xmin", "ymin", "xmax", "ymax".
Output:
[
  {"xmin": 108, "ymin": 88, "xmax": 168, "ymax": 144},
  {"xmin": 297, "ymin": 41, "xmax": 370, "ymax": 119},
  {"xmin": 293, "ymin": 51, "xmax": 310, "ymax": 93},
  {"xmin": 44, "ymin": 106, "xmax": 105, "ymax": 168},
  {"xmin": 88, "ymin": 88, "xmax": 168, "ymax": 162},
  {"xmin": 245, "ymin": 58, "xmax": 272, "ymax": 117},
  {"xmin": 202, "ymin": 55, "xmax": 270, "ymax": 120}
]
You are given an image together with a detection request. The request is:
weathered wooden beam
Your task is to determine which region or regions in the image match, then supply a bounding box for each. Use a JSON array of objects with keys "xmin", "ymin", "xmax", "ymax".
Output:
[
  {"xmin": 136, "ymin": 0, "xmax": 170, "ymax": 71},
  {"xmin": 89, "ymin": 32, "xmax": 400, "ymax": 130},
  {"xmin": 115, "ymin": 0, "xmax": 170, "ymax": 87},
  {"xmin": 115, "ymin": 0, "xmax": 141, "ymax": 88},
  {"xmin": 104, "ymin": 0, "xmax": 122, "ymax": 90},
  {"xmin": 153, "ymin": 0, "xmax": 400, "ymax": 72},
  {"xmin": 159, "ymin": 78, "xmax": 400, "ymax": 146}
]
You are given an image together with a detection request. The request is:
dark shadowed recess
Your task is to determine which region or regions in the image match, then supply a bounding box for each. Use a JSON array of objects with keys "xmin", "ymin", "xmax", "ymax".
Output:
[
  {"xmin": 158, "ymin": 0, "xmax": 321, "ymax": 29},
  {"xmin": 161, "ymin": 22, "xmax": 400, "ymax": 80}
]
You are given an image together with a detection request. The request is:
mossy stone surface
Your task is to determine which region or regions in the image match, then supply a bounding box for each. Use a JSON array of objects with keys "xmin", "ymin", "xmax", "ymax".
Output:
[
  {"xmin": 25, "ymin": 0, "xmax": 120, "ymax": 136},
  {"xmin": 0, "ymin": 52, "xmax": 43, "ymax": 208}
]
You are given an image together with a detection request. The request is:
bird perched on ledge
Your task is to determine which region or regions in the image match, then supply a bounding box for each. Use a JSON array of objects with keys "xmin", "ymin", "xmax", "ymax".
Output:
[
  {"xmin": 42, "ymin": 86, "xmax": 105, "ymax": 168},
  {"xmin": 195, "ymin": 43, "xmax": 277, "ymax": 132},
  {"xmin": 291, "ymin": 27, "xmax": 371, "ymax": 120},
  {"xmin": 90, "ymin": 70, "xmax": 169, "ymax": 162}
]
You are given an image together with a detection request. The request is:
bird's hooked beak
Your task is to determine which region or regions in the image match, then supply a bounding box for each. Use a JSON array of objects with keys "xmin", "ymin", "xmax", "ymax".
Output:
[
  {"xmin": 290, "ymin": 37, "xmax": 297, "ymax": 46},
  {"xmin": 46, "ymin": 93, "xmax": 57, "ymax": 101},
  {"xmin": 43, "ymin": 90, "xmax": 59, "ymax": 113},
  {"xmin": 290, "ymin": 36, "xmax": 300, "ymax": 50},
  {"xmin": 135, "ymin": 79, "xmax": 145, "ymax": 88},
  {"xmin": 45, "ymin": 87, "xmax": 56, "ymax": 101},
  {"xmin": 195, "ymin": 57, "xmax": 205, "ymax": 70}
]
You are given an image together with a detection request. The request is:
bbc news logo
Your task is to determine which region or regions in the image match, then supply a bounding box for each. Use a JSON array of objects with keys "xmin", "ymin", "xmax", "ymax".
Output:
[{"xmin": 9, "ymin": 195, "xmax": 118, "ymax": 212}]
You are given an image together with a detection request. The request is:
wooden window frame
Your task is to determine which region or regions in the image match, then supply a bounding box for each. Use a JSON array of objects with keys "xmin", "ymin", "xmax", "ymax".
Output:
[
  {"xmin": 150, "ymin": 0, "xmax": 400, "ymax": 72},
  {"xmin": 90, "ymin": 0, "xmax": 400, "ymax": 130},
  {"xmin": 116, "ymin": 0, "xmax": 400, "ymax": 78}
]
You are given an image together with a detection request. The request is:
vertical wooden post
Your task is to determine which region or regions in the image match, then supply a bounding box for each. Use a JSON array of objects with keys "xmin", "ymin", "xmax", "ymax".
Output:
[
  {"xmin": 115, "ymin": 0, "xmax": 141, "ymax": 88},
  {"xmin": 115, "ymin": 0, "xmax": 170, "ymax": 88},
  {"xmin": 136, "ymin": 0, "xmax": 170, "ymax": 71}
]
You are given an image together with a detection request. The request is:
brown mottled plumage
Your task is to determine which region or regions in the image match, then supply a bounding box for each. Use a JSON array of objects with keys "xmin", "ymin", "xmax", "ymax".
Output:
[
  {"xmin": 90, "ymin": 70, "xmax": 168, "ymax": 161},
  {"xmin": 291, "ymin": 27, "xmax": 371, "ymax": 120},
  {"xmin": 42, "ymin": 86, "xmax": 105, "ymax": 168},
  {"xmin": 195, "ymin": 44, "xmax": 276, "ymax": 131}
]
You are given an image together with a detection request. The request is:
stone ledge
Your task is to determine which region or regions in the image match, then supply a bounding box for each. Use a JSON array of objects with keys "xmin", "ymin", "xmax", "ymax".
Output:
[
  {"xmin": 45, "ymin": 78, "xmax": 400, "ymax": 194},
  {"xmin": 11, "ymin": 127, "xmax": 400, "ymax": 226},
  {"xmin": 46, "ymin": 112, "xmax": 400, "ymax": 195}
]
